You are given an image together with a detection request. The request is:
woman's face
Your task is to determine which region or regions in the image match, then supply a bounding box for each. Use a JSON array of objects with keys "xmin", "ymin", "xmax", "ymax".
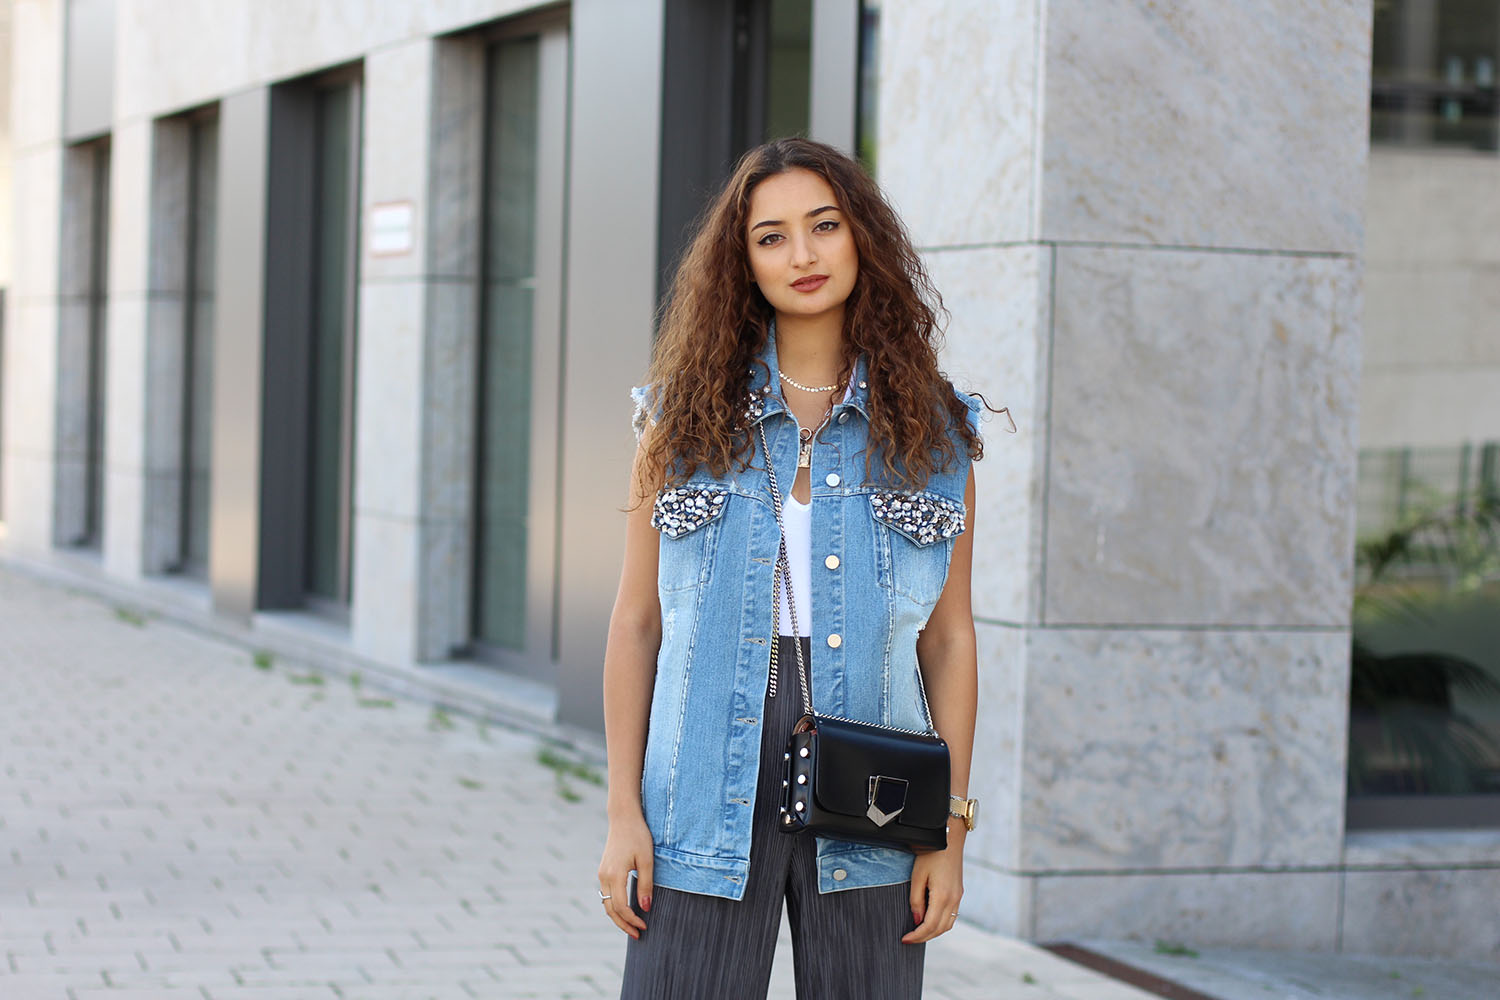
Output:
[{"xmin": 746, "ymin": 168, "xmax": 859, "ymax": 322}]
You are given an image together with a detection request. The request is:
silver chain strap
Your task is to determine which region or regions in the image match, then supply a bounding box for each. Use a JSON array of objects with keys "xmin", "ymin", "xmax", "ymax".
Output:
[{"xmin": 759, "ymin": 422, "xmax": 814, "ymax": 718}]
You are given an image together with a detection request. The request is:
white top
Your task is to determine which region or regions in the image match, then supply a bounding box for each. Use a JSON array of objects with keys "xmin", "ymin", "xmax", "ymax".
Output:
[
  {"xmin": 774, "ymin": 380, "xmax": 854, "ymax": 637},
  {"xmin": 775, "ymin": 493, "xmax": 812, "ymax": 637}
]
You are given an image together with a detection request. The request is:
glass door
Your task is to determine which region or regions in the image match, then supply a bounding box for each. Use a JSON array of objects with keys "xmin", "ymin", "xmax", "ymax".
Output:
[
  {"xmin": 305, "ymin": 78, "xmax": 362, "ymax": 609},
  {"xmin": 472, "ymin": 19, "xmax": 569, "ymax": 679}
]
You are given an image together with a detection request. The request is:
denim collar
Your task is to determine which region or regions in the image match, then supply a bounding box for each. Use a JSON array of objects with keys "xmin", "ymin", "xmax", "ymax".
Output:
[{"xmin": 748, "ymin": 319, "xmax": 870, "ymax": 424}]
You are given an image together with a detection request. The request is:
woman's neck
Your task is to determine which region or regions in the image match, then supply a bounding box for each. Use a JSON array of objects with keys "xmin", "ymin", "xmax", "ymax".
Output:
[{"xmin": 774, "ymin": 311, "xmax": 847, "ymax": 385}]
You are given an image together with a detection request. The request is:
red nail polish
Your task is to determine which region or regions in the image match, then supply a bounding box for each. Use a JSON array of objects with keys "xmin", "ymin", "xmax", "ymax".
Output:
[{"xmin": 642, "ymin": 895, "xmax": 652, "ymax": 912}]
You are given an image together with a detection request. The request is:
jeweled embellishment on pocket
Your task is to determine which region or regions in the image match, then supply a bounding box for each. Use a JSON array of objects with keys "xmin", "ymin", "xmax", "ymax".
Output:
[
  {"xmin": 869, "ymin": 491, "xmax": 965, "ymax": 545},
  {"xmin": 652, "ymin": 487, "xmax": 729, "ymax": 538}
]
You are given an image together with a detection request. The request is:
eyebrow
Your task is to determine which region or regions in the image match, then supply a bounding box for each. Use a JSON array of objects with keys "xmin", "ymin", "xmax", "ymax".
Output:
[{"xmin": 750, "ymin": 205, "xmax": 840, "ymax": 232}]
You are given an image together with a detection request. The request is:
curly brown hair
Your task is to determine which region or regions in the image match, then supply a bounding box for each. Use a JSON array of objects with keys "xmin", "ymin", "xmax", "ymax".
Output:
[{"xmin": 639, "ymin": 138, "xmax": 985, "ymax": 495}]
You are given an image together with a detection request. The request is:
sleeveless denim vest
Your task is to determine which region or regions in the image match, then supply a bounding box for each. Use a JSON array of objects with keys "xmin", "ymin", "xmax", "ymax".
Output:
[{"xmin": 631, "ymin": 335, "xmax": 981, "ymax": 899}]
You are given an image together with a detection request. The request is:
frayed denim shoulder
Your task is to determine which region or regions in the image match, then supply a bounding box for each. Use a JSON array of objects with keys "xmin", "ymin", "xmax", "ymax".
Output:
[{"xmin": 630, "ymin": 383, "xmax": 658, "ymax": 443}]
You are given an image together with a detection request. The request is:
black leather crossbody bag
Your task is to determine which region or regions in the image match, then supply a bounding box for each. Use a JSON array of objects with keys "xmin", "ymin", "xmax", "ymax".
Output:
[{"xmin": 758, "ymin": 423, "xmax": 950, "ymax": 854}]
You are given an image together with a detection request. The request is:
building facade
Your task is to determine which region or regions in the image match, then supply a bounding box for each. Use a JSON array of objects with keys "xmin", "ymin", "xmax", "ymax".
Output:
[{"xmin": 2, "ymin": 0, "xmax": 1497, "ymax": 959}]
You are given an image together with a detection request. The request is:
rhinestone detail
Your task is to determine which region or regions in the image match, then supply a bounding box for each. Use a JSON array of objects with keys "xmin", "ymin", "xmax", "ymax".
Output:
[
  {"xmin": 651, "ymin": 487, "xmax": 729, "ymax": 538},
  {"xmin": 869, "ymin": 491, "xmax": 966, "ymax": 545},
  {"xmin": 743, "ymin": 386, "xmax": 767, "ymax": 423}
]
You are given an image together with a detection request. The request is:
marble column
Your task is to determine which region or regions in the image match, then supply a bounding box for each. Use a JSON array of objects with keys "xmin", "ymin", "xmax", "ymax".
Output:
[
  {"xmin": 880, "ymin": 0, "xmax": 1371, "ymax": 947},
  {"xmin": 1, "ymin": 0, "xmax": 65, "ymax": 554},
  {"xmin": 99, "ymin": 118, "xmax": 152, "ymax": 580},
  {"xmin": 350, "ymin": 37, "xmax": 477, "ymax": 665}
]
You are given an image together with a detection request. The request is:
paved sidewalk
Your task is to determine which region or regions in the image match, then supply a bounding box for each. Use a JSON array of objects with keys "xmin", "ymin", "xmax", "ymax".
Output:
[{"xmin": 0, "ymin": 566, "xmax": 1154, "ymax": 1000}]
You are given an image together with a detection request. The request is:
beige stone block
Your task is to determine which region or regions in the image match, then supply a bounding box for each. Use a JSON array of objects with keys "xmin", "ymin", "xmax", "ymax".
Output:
[
  {"xmin": 1362, "ymin": 264, "xmax": 1500, "ymax": 371},
  {"xmin": 1031, "ymin": 869, "xmax": 1341, "ymax": 949},
  {"xmin": 927, "ymin": 245, "xmax": 1049, "ymax": 625},
  {"xmin": 1040, "ymin": 0, "xmax": 1370, "ymax": 252},
  {"xmin": 1018, "ymin": 628, "xmax": 1350, "ymax": 872},
  {"xmin": 1356, "ymin": 368, "xmax": 1500, "ymax": 452},
  {"xmin": 350, "ymin": 509, "xmax": 420, "ymax": 665},
  {"xmin": 1044, "ymin": 247, "xmax": 1361, "ymax": 627},
  {"xmin": 106, "ymin": 120, "xmax": 154, "ymax": 296},
  {"xmin": 114, "ymin": 0, "xmax": 537, "ymax": 122},
  {"xmin": 954, "ymin": 863, "xmax": 1032, "ymax": 942},
  {"xmin": 968, "ymin": 622, "xmax": 1024, "ymax": 871},
  {"xmin": 877, "ymin": 0, "xmax": 1040, "ymax": 247},
  {"xmin": 1365, "ymin": 149, "xmax": 1500, "ymax": 267},
  {"xmin": 11, "ymin": 146, "xmax": 64, "ymax": 300},
  {"xmin": 1344, "ymin": 830, "xmax": 1500, "ymax": 868},
  {"xmin": 353, "ymin": 281, "xmax": 425, "ymax": 519},
  {"xmin": 361, "ymin": 39, "xmax": 434, "ymax": 283},
  {"xmin": 1340, "ymin": 868, "xmax": 1500, "ymax": 961},
  {"xmin": 2, "ymin": 301, "xmax": 60, "ymax": 455},
  {"xmin": 419, "ymin": 280, "xmax": 479, "ymax": 522},
  {"xmin": 11, "ymin": 0, "xmax": 65, "ymax": 149}
]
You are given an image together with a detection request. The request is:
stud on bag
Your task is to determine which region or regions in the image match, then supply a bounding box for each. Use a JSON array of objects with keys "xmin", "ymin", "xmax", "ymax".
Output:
[{"xmin": 759, "ymin": 422, "xmax": 950, "ymax": 855}]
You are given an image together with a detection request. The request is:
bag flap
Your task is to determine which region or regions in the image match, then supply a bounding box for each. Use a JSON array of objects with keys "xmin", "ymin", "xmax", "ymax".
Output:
[{"xmin": 809, "ymin": 716, "xmax": 949, "ymax": 829}]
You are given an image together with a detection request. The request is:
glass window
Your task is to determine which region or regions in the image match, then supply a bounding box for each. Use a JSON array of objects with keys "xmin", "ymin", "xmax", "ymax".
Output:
[
  {"xmin": 305, "ymin": 81, "xmax": 361, "ymax": 605},
  {"xmin": 179, "ymin": 114, "xmax": 218, "ymax": 579},
  {"xmin": 763, "ymin": 0, "xmax": 812, "ymax": 142},
  {"xmin": 856, "ymin": 0, "xmax": 881, "ymax": 170},
  {"xmin": 1350, "ymin": 445, "xmax": 1500, "ymax": 808},
  {"xmin": 474, "ymin": 35, "xmax": 541, "ymax": 653},
  {"xmin": 1353, "ymin": 1, "xmax": 1500, "ymax": 830},
  {"xmin": 77, "ymin": 138, "xmax": 110, "ymax": 549},
  {"xmin": 1371, "ymin": 0, "xmax": 1500, "ymax": 150}
]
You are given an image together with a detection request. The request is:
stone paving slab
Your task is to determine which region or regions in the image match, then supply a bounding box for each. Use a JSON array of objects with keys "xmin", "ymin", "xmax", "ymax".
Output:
[{"xmin": 0, "ymin": 565, "xmax": 1153, "ymax": 999}]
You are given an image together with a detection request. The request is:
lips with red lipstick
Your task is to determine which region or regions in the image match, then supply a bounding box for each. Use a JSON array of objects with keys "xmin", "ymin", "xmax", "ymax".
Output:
[{"xmin": 791, "ymin": 274, "xmax": 829, "ymax": 293}]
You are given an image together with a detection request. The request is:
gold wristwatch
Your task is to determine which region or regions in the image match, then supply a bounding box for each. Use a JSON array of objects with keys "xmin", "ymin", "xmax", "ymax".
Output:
[{"xmin": 948, "ymin": 795, "xmax": 978, "ymax": 832}]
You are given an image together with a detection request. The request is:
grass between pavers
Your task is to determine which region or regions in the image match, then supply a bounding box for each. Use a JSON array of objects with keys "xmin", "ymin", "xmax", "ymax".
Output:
[{"xmin": 538, "ymin": 746, "xmax": 604, "ymax": 803}]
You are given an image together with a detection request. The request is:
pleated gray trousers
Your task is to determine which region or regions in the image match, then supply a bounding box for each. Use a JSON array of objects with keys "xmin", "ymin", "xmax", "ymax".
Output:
[{"xmin": 619, "ymin": 636, "xmax": 925, "ymax": 999}]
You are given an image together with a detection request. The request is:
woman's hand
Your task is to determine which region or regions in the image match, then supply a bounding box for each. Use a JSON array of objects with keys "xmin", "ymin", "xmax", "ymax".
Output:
[
  {"xmin": 598, "ymin": 811, "xmax": 654, "ymax": 939},
  {"xmin": 902, "ymin": 837, "xmax": 964, "ymax": 944}
]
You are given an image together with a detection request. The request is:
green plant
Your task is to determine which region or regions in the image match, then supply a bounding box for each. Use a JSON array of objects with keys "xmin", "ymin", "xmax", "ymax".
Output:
[
  {"xmin": 252, "ymin": 651, "xmax": 274, "ymax": 671},
  {"xmin": 428, "ymin": 707, "xmax": 457, "ymax": 731},
  {"xmin": 457, "ymin": 777, "xmax": 483, "ymax": 790},
  {"xmin": 1153, "ymin": 939, "xmax": 1198, "ymax": 958},
  {"xmin": 538, "ymin": 746, "xmax": 604, "ymax": 803},
  {"xmin": 114, "ymin": 607, "xmax": 147, "ymax": 627},
  {"xmin": 287, "ymin": 673, "xmax": 324, "ymax": 687}
]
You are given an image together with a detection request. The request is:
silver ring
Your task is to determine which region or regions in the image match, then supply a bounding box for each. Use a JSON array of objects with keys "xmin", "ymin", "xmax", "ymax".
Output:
[
  {"xmin": 950, "ymin": 911, "xmax": 959, "ymax": 917},
  {"xmin": 599, "ymin": 890, "xmax": 612, "ymax": 901}
]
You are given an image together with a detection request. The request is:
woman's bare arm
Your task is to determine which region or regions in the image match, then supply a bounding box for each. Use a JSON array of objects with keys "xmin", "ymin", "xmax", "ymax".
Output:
[
  {"xmin": 597, "ymin": 437, "xmax": 664, "ymax": 937},
  {"xmin": 906, "ymin": 465, "xmax": 979, "ymax": 943}
]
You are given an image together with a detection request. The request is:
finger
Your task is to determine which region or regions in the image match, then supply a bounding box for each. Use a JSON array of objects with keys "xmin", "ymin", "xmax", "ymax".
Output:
[
  {"xmin": 615, "ymin": 870, "xmax": 647, "ymax": 933},
  {"xmin": 908, "ymin": 874, "xmax": 929, "ymax": 926},
  {"xmin": 901, "ymin": 906, "xmax": 944, "ymax": 945},
  {"xmin": 637, "ymin": 858, "xmax": 655, "ymax": 914}
]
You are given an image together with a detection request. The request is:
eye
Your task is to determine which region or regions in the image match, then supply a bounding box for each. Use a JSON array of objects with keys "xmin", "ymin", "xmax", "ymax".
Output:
[
  {"xmin": 756, "ymin": 232, "xmax": 785, "ymax": 247},
  {"xmin": 814, "ymin": 219, "xmax": 839, "ymax": 233}
]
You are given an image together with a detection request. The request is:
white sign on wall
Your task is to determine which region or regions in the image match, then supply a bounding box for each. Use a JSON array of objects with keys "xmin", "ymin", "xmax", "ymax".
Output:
[{"xmin": 369, "ymin": 201, "xmax": 415, "ymax": 256}]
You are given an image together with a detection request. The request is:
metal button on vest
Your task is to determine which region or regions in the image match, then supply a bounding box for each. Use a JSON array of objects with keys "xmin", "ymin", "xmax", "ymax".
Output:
[
  {"xmin": 833, "ymin": 868, "xmax": 848, "ymax": 881},
  {"xmin": 824, "ymin": 554, "xmax": 840, "ymax": 570},
  {"xmin": 837, "ymin": 411, "xmax": 849, "ymax": 424},
  {"xmin": 827, "ymin": 633, "xmax": 842, "ymax": 649},
  {"xmin": 825, "ymin": 473, "xmax": 840, "ymax": 487}
]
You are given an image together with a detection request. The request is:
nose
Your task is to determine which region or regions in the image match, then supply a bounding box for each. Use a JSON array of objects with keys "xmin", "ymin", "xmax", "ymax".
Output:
[{"xmin": 790, "ymin": 232, "xmax": 818, "ymax": 269}]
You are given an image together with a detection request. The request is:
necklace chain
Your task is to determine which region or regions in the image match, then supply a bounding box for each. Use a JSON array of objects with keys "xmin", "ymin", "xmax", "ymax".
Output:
[{"xmin": 778, "ymin": 370, "xmax": 842, "ymax": 393}]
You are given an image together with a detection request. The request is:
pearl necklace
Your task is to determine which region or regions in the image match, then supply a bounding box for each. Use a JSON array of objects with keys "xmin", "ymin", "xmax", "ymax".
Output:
[{"xmin": 779, "ymin": 371, "xmax": 842, "ymax": 393}]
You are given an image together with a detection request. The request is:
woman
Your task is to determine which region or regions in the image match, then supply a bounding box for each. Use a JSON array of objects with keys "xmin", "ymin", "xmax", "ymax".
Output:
[{"xmin": 598, "ymin": 138, "xmax": 985, "ymax": 999}]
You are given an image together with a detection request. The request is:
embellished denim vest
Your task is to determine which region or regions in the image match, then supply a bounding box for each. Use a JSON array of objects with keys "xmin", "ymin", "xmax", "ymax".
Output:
[{"xmin": 631, "ymin": 336, "xmax": 981, "ymax": 899}]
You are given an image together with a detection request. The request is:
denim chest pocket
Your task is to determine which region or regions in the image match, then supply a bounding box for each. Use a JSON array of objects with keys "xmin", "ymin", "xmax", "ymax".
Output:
[
  {"xmin": 869, "ymin": 490, "xmax": 965, "ymax": 603},
  {"xmin": 652, "ymin": 485, "xmax": 731, "ymax": 593}
]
